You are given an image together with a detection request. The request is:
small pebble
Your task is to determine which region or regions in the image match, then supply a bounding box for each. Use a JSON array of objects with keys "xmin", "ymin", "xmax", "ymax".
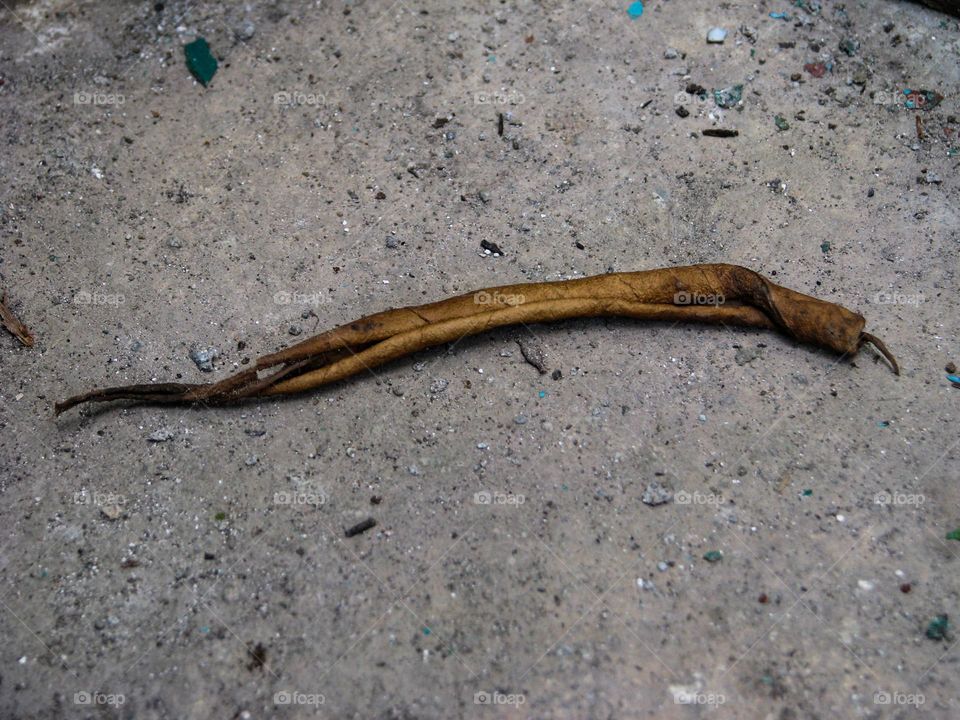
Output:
[
  {"xmin": 735, "ymin": 346, "xmax": 763, "ymax": 365},
  {"xmin": 430, "ymin": 378, "xmax": 449, "ymax": 394},
  {"xmin": 642, "ymin": 481, "xmax": 673, "ymax": 506},
  {"xmin": 514, "ymin": 414, "xmax": 528, "ymax": 425},
  {"xmin": 189, "ymin": 347, "xmax": 219, "ymax": 372},
  {"xmin": 385, "ymin": 236, "xmax": 399, "ymax": 249},
  {"xmin": 707, "ymin": 27, "xmax": 727, "ymax": 44},
  {"xmin": 147, "ymin": 428, "xmax": 174, "ymax": 443},
  {"xmin": 288, "ymin": 325, "xmax": 303, "ymax": 336},
  {"xmin": 664, "ymin": 47, "xmax": 679, "ymax": 59},
  {"xmin": 245, "ymin": 455, "xmax": 258, "ymax": 466},
  {"xmin": 657, "ymin": 561, "xmax": 669, "ymax": 572},
  {"xmin": 235, "ymin": 20, "xmax": 256, "ymax": 41}
]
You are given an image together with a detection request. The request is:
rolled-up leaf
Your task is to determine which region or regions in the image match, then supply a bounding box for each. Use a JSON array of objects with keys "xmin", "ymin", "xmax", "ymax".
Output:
[{"xmin": 55, "ymin": 264, "xmax": 898, "ymax": 415}]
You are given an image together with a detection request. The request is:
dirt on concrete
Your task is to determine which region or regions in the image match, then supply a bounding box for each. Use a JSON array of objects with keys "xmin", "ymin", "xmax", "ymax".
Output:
[{"xmin": 1, "ymin": 0, "xmax": 958, "ymax": 718}]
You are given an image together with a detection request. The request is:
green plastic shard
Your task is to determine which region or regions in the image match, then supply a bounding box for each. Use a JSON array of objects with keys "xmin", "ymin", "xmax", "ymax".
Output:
[
  {"xmin": 926, "ymin": 614, "xmax": 949, "ymax": 641},
  {"xmin": 185, "ymin": 37, "xmax": 217, "ymax": 86}
]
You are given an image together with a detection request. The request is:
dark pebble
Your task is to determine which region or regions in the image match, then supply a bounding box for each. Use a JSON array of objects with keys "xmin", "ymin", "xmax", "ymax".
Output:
[{"xmin": 345, "ymin": 517, "xmax": 377, "ymax": 537}]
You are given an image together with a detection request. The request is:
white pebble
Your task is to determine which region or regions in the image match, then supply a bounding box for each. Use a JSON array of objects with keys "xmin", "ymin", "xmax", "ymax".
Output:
[{"xmin": 707, "ymin": 27, "xmax": 727, "ymax": 43}]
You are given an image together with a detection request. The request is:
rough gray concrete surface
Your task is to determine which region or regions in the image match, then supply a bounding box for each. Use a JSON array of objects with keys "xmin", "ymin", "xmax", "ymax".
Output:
[{"xmin": 1, "ymin": 0, "xmax": 959, "ymax": 718}]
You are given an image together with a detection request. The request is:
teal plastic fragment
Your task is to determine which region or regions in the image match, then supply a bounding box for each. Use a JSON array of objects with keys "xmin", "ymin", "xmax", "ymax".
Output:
[
  {"xmin": 185, "ymin": 37, "xmax": 218, "ymax": 86},
  {"xmin": 926, "ymin": 614, "xmax": 949, "ymax": 641},
  {"xmin": 714, "ymin": 84, "xmax": 743, "ymax": 109}
]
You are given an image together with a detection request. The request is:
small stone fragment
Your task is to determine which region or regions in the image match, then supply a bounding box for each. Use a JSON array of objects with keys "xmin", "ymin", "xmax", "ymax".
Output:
[
  {"xmin": 480, "ymin": 239, "xmax": 504, "ymax": 255},
  {"xmin": 234, "ymin": 20, "xmax": 256, "ymax": 42},
  {"xmin": 838, "ymin": 38, "xmax": 859, "ymax": 56},
  {"xmin": 735, "ymin": 346, "xmax": 763, "ymax": 365},
  {"xmin": 707, "ymin": 28, "xmax": 727, "ymax": 44},
  {"xmin": 345, "ymin": 517, "xmax": 377, "ymax": 538},
  {"xmin": 517, "ymin": 337, "xmax": 548, "ymax": 374},
  {"xmin": 642, "ymin": 482, "xmax": 674, "ymax": 506},
  {"xmin": 189, "ymin": 347, "xmax": 219, "ymax": 372}
]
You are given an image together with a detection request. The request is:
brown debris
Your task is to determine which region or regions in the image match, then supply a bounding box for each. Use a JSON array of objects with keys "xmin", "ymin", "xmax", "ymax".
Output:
[
  {"xmin": 55, "ymin": 264, "xmax": 899, "ymax": 415},
  {"xmin": 0, "ymin": 290, "xmax": 34, "ymax": 347}
]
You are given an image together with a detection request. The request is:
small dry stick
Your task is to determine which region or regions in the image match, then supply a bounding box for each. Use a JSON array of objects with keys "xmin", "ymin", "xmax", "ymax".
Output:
[
  {"xmin": 56, "ymin": 264, "xmax": 898, "ymax": 415},
  {"xmin": 1, "ymin": 290, "xmax": 35, "ymax": 347}
]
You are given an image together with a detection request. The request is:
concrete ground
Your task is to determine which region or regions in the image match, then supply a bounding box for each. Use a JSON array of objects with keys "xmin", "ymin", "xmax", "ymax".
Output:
[{"xmin": 1, "ymin": 0, "xmax": 958, "ymax": 717}]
